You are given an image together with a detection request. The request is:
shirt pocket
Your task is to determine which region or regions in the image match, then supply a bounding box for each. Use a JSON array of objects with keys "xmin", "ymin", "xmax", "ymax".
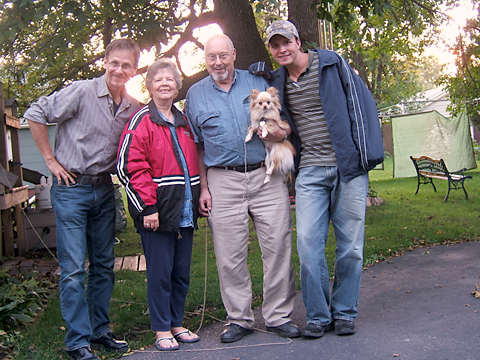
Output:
[
  {"xmin": 198, "ymin": 110, "xmax": 225, "ymax": 142},
  {"xmin": 242, "ymin": 95, "xmax": 252, "ymax": 125}
]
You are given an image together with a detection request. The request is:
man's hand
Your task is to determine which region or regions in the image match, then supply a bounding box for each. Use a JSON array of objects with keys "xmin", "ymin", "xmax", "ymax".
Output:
[
  {"xmin": 199, "ymin": 187, "xmax": 212, "ymax": 217},
  {"xmin": 257, "ymin": 121, "xmax": 288, "ymax": 142},
  {"xmin": 47, "ymin": 158, "xmax": 77, "ymax": 186},
  {"xmin": 143, "ymin": 212, "xmax": 159, "ymax": 231},
  {"xmin": 27, "ymin": 120, "xmax": 77, "ymax": 186}
]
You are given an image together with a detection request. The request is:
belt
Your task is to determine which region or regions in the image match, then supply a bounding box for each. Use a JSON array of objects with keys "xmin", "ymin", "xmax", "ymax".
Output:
[
  {"xmin": 212, "ymin": 162, "xmax": 265, "ymax": 172},
  {"xmin": 74, "ymin": 173, "xmax": 112, "ymax": 185}
]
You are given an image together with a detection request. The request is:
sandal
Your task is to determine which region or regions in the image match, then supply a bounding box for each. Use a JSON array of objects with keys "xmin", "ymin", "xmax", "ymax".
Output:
[
  {"xmin": 154, "ymin": 337, "xmax": 179, "ymax": 351},
  {"xmin": 173, "ymin": 329, "xmax": 200, "ymax": 343}
]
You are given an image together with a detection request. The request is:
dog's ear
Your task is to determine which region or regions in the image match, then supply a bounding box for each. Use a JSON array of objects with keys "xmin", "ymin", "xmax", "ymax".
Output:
[
  {"xmin": 250, "ymin": 89, "xmax": 260, "ymax": 100},
  {"xmin": 267, "ymin": 87, "xmax": 278, "ymax": 97},
  {"xmin": 267, "ymin": 87, "xmax": 281, "ymax": 109}
]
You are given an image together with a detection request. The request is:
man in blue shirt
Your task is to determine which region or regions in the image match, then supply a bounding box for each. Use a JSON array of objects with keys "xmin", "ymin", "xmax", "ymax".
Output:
[{"xmin": 185, "ymin": 34, "xmax": 299, "ymax": 343}]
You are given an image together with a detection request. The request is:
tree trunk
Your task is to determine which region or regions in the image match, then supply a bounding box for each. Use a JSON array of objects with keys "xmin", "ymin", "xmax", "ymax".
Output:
[
  {"xmin": 287, "ymin": 0, "xmax": 320, "ymax": 48},
  {"xmin": 212, "ymin": 0, "xmax": 271, "ymax": 70}
]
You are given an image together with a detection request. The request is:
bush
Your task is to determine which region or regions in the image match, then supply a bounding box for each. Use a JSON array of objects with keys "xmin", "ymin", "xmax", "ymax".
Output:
[
  {"xmin": 474, "ymin": 142, "xmax": 480, "ymax": 161},
  {"xmin": 0, "ymin": 268, "xmax": 53, "ymax": 353}
]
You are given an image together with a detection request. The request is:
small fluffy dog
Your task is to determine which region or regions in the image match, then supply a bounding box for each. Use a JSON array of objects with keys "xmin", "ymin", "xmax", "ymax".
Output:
[{"xmin": 246, "ymin": 87, "xmax": 295, "ymax": 183}]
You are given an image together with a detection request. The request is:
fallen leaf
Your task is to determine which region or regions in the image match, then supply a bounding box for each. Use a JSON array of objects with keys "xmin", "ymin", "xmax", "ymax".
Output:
[
  {"xmin": 28, "ymin": 344, "xmax": 35, "ymax": 350},
  {"xmin": 60, "ymin": 326, "xmax": 66, "ymax": 331},
  {"xmin": 465, "ymin": 304, "xmax": 471, "ymax": 307},
  {"xmin": 406, "ymin": 291, "xmax": 411, "ymax": 293},
  {"xmin": 472, "ymin": 284, "xmax": 480, "ymax": 299},
  {"xmin": 435, "ymin": 284, "xmax": 443, "ymax": 287},
  {"xmin": 393, "ymin": 354, "xmax": 400, "ymax": 357}
]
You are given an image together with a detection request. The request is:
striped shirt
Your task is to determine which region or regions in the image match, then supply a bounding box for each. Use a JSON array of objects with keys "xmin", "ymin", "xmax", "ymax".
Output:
[
  {"xmin": 285, "ymin": 50, "xmax": 337, "ymax": 168},
  {"xmin": 24, "ymin": 75, "xmax": 140, "ymax": 175}
]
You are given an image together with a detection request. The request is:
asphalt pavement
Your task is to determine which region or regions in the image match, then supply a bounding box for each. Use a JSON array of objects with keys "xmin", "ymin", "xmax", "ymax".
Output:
[{"xmin": 124, "ymin": 241, "xmax": 480, "ymax": 360}]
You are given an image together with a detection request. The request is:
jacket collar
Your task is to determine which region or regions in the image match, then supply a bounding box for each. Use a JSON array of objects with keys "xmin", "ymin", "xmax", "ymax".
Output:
[{"xmin": 148, "ymin": 100, "xmax": 187, "ymax": 126}]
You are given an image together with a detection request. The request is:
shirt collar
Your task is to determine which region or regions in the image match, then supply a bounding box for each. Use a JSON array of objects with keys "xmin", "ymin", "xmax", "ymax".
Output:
[
  {"xmin": 97, "ymin": 74, "xmax": 130, "ymax": 105},
  {"xmin": 286, "ymin": 51, "xmax": 315, "ymax": 84}
]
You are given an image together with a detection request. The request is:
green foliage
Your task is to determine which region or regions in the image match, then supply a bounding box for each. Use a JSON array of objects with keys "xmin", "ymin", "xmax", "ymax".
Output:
[
  {"xmin": 0, "ymin": 268, "xmax": 53, "ymax": 354},
  {"xmin": 0, "ymin": 0, "xmax": 207, "ymax": 113},
  {"xmin": 474, "ymin": 142, "xmax": 480, "ymax": 161},
  {"xmin": 312, "ymin": 0, "xmax": 453, "ymax": 32},
  {"xmin": 438, "ymin": 1, "xmax": 480, "ymax": 128},
  {"xmin": 332, "ymin": 0, "xmax": 447, "ymax": 108}
]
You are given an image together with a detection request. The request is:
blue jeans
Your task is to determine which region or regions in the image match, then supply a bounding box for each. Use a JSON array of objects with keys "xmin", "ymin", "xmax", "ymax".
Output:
[
  {"xmin": 51, "ymin": 180, "xmax": 116, "ymax": 351},
  {"xmin": 295, "ymin": 166, "xmax": 368, "ymax": 325}
]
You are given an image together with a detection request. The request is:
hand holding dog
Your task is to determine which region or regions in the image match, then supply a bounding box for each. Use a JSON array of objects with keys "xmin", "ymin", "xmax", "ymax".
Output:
[{"xmin": 256, "ymin": 121, "xmax": 288, "ymax": 142}]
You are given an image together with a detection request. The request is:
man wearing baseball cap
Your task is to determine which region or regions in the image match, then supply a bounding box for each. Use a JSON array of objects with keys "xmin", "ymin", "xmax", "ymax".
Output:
[{"xmin": 251, "ymin": 20, "xmax": 384, "ymax": 338}]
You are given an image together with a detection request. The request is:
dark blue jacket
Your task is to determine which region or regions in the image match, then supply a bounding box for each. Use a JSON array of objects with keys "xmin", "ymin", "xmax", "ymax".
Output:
[{"xmin": 249, "ymin": 49, "xmax": 384, "ymax": 182}]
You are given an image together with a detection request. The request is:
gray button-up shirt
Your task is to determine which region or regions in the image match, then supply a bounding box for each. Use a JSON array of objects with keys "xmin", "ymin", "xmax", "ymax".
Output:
[{"xmin": 24, "ymin": 75, "xmax": 140, "ymax": 175}]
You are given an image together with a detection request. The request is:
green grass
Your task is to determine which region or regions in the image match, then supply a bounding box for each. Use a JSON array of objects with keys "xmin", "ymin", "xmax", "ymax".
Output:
[{"xmin": 9, "ymin": 156, "xmax": 480, "ymax": 359}]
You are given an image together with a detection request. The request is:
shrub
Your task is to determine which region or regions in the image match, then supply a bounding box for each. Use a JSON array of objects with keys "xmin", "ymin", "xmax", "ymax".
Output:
[{"xmin": 0, "ymin": 268, "xmax": 53, "ymax": 353}]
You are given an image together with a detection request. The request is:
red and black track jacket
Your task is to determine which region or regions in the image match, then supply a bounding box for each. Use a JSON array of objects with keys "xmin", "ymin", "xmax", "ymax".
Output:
[{"xmin": 117, "ymin": 101, "xmax": 200, "ymax": 232}]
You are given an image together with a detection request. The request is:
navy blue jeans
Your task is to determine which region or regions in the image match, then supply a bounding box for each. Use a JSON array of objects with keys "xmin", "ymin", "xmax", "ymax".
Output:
[
  {"xmin": 140, "ymin": 228, "xmax": 194, "ymax": 331},
  {"xmin": 51, "ymin": 180, "xmax": 116, "ymax": 351}
]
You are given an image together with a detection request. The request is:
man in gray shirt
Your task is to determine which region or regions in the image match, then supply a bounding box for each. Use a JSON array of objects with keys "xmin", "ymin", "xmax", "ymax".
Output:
[{"xmin": 24, "ymin": 38, "xmax": 141, "ymax": 360}]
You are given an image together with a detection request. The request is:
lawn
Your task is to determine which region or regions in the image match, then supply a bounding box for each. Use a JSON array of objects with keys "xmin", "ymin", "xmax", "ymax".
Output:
[{"xmin": 9, "ymin": 155, "xmax": 480, "ymax": 359}]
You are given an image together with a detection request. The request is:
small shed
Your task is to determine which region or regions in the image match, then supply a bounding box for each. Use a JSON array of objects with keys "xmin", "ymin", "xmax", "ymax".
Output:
[{"xmin": 1, "ymin": 84, "xmax": 29, "ymax": 256}]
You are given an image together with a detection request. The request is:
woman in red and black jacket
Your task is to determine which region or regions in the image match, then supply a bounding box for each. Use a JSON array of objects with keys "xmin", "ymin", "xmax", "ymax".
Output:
[{"xmin": 117, "ymin": 58, "xmax": 200, "ymax": 351}]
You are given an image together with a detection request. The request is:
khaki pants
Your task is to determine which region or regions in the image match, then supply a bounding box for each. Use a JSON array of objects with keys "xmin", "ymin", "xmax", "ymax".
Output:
[{"xmin": 207, "ymin": 166, "xmax": 296, "ymax": 328}]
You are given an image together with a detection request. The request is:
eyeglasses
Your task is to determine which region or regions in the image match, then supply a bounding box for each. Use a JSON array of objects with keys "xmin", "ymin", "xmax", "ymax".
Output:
[
  {"xmin": 207, "ymin": 53, "xmax": 230, "ymax": 62},
  {"xmin": 107, "ymin": 60, "xmax": 134, "ymax": 71}
]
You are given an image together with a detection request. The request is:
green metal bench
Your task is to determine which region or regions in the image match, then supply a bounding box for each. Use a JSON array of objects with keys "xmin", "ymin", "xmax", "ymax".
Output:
[{"xmin": 410, "ymin": 156, "xmax": 472, "ymax": 202}]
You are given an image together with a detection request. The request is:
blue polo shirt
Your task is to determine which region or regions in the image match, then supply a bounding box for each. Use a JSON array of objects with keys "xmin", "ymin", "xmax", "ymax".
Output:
[{"xmin": 185, "ymin": 69, "xmax": 269, "ymax": 168}]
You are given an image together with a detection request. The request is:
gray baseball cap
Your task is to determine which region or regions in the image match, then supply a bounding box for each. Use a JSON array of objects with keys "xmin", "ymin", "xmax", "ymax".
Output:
[{"xmin": 266, "ymin": 20, "xmax": 299, "ymax": 43}]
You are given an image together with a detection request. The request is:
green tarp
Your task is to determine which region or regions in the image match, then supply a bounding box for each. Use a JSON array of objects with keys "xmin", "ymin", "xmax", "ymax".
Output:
[{"xmin": 392, "ymin": 111, "xmax": 476, "ymax": 178}]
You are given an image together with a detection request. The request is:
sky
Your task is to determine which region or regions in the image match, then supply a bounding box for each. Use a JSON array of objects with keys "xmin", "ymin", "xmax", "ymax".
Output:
[
  {"xmin": 126, "ymin": 1, "xmax": 475, "ymax": 101},
  {"xmin": 424, "ymin": 0, "xmax": 475, "ymax": 74},
  {"xmin": 125, "ymin": 24, "xmax": 223, "ymax": 102}
]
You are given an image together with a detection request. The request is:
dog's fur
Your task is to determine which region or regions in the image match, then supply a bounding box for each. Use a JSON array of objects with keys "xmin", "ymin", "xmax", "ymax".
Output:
[{"xmin": 246, "ymin": 87, "xmax": 295, "ymax": 184}]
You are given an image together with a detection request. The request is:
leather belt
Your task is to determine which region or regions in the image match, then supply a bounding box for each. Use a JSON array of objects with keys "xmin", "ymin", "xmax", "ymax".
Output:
[
  {"xmin": 74, "ymin": 173, "xmax": 112, "ymax": 185},
  {"xmin": 212, "ymin": 162, "xmax": 265, "ymax": 172}
]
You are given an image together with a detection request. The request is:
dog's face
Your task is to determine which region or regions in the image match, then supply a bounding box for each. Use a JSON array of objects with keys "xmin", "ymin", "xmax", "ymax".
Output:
[{"xmin": 250, "ymin": 87, "xmax": 281, "ymax": 115}]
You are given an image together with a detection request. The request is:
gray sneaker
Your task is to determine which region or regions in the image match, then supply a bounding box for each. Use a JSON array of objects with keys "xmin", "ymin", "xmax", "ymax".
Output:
[
  {"xmin": 301, "ymin": 322, "xmax": 334, "ymax": 338},
  {"xmin": 266, "ymin": 321, "xmax": 301, "ymax": 338},
  {"xmin": 334, "ymin": 319, "xmax": 355, "ymax": 335}
]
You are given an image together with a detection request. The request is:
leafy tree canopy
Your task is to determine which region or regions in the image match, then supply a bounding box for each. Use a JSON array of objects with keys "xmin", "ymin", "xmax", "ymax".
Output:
[
  {"xmin": 0, "ymin": 0, "xmax": 454, "ymax": 114},
  {"xmin": 438, "ymin": 0, "xmax": 480, "ymax": 127},
  {"xmin": 333, "ymin": 0, "xmax": 448, "ymax": 108}
]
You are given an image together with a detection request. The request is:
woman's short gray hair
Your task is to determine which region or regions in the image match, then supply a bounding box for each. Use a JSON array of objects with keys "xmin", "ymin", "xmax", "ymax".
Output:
[{"xmin": 145, "ymin": 58, "xmax": 182, "ymax": 96}]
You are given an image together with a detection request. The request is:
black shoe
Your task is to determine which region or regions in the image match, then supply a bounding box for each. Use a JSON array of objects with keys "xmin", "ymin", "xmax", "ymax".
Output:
[
  {"xmin": 266, "ymin": 321, "xmax": 301, "ymax": 338},
  {"xmin": 67, "ymin": 347, "xmax": 99, "ymax": 360},
  {"xmin": 220, "ymin": 323, "xmax": 253, "ymax": 343},
  {"xmin": 334, "ymin": 319, "xmax": 355, "ymax": 335},
  {"xmin": 301, "ymin": 322, "xmax": 334, "ymax": 338},
  {"xmin": 90, "ymin": 331, "xmax": 129, "ymax": 352}
]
